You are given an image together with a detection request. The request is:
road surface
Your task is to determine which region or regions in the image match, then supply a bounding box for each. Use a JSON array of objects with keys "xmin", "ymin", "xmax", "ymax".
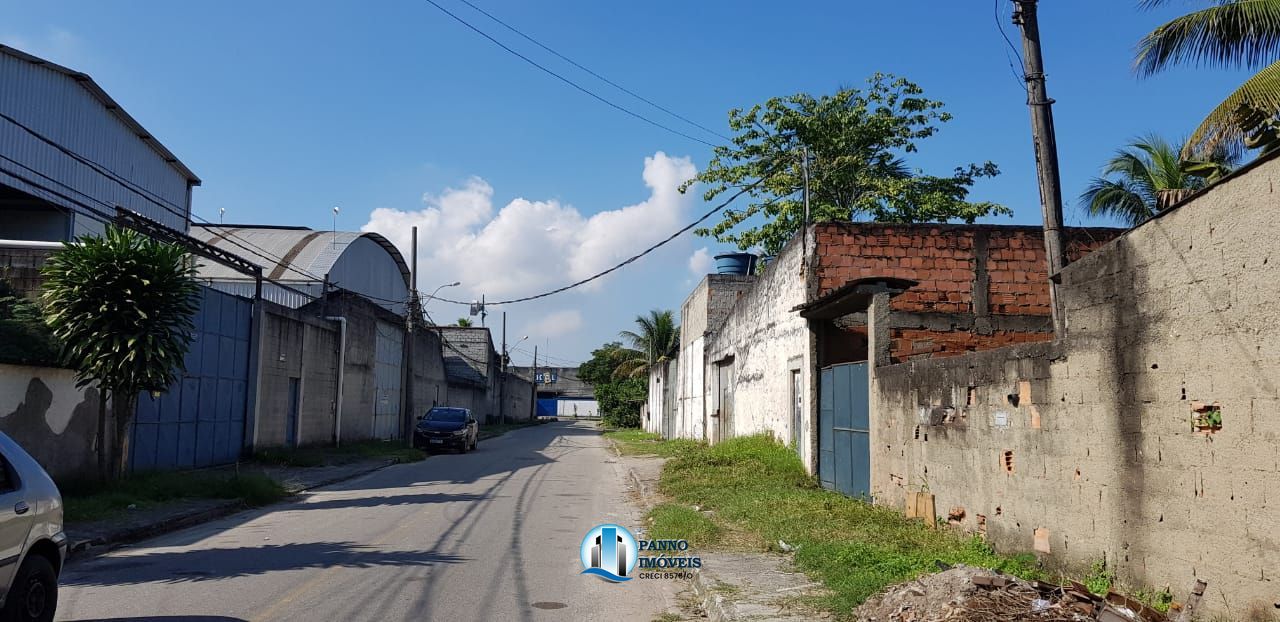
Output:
[{"xmin": 56, "ymin": 421, "xmax": 675, "ymax": 622}]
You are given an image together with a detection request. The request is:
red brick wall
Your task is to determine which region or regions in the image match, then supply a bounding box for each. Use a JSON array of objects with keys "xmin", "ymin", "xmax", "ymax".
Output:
[{"xmin": 813, "ymin": 223, "xmax": 1119, "ymax": 361}]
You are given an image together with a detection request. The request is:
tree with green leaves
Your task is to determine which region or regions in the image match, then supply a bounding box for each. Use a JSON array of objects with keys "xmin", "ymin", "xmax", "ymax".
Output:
[
  {"xmin": 578, "ymin": 342, "xmax": 647, "ymax": 428},
  {"xmin": 1080, "ymin": 134, "xmax": 1237, "ymax": 226},
  {"xmin": 682, "ymin": 74, "xmax": 1008, "ymax": 255},
  {"xmin": 455, "ymin": 318, "xmax": 473, "ymax": 327},
  {"xmin": 41, "ymin": 226, "xmax": 199, "ymax": 479},
  {"xmin": 614, "ymin": 310, "xmax": 680, "ymax": 380},
  {"xmin": 1136, "ymin": 0, "xmax": 1280, "ymax": 157}
]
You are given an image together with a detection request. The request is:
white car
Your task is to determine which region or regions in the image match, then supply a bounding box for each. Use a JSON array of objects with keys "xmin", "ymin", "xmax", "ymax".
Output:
[{"xmin": 0, "ymin": 433, "xmax": 65, "ymax": 622}]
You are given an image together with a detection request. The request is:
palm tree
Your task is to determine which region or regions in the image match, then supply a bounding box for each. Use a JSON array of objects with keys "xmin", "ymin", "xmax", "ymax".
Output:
[
  {"xmin": 1080, "ymin": 134, "xmax": 1237, "ymax": 226},
  {"xmin": 1136, "ymin": 0, "xmax": 1280, "ymax": 157},
  {"xmin": 41, "ymin": 227, "xmax": 199, "ymax": 479},
  {"xmin": 614, "ymin": 310, "xmax": 680, "ymax": 379},
  {"xmin": 455, "ymin": 318, "xmax": 473, "ymax": 327}
]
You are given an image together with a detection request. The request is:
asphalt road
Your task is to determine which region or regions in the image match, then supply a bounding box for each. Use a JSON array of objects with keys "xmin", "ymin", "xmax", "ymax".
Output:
[{"xmin": 55, "ymin": 421, "xmax": 675, "ymax": 622}]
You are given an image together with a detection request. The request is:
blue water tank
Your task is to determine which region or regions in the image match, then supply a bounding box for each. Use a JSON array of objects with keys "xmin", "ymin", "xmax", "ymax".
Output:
[{"xmin": 714, "ymin": 252, "xmax": 758, "ymax": 275}]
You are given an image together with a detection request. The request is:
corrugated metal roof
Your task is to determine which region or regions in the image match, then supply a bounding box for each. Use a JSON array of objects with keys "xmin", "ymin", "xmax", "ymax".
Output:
[
  {"xmin": 190, "ymin": 224, "xmax": 411, "ymax": 287},
  {"xmin": 0, "ymin": 45, "xmax": 200, "ymax": 185}
]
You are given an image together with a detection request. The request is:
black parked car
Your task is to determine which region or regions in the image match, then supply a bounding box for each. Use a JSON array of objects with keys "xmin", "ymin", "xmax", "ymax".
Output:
[{"xmin": 413, "ymin": 407, "xmax": 478, "ymax": 453}]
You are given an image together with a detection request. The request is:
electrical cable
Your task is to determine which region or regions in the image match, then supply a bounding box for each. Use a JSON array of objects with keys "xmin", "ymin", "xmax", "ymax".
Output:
[
  {"xmin": 995, "ymin": 0, "xmax": 1029, "ymax": 91},
  {"xmin": 422, "ymin": 0, "xmax": 719, "ymax": 148},
  {"xmin": 454, "ymin": 0, "xmax": 730, "ymax": 143},
  {"xmin": 431, "ymin": 175, "xmax": 767, "ymax": 306},
  {"xmin": 0, "ymin": 112, "xmax": 331, "ymax": 283}
]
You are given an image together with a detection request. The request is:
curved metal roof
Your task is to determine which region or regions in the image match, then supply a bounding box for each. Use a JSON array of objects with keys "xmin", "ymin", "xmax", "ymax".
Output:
[{"xmin": 190, "ymin": 224, "xmax": 411, "ymax": 287}]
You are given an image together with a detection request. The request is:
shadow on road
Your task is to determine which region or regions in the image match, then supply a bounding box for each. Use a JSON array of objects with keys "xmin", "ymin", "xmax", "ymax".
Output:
[
  {"xmin": 289, "ymin": 491, "xmax": 490, "ymax": 512},
  {"xmin": 62, "ymin": 541, "xmax": 467, "ymax": 587},
  {"xmin": 63, "ymin": 618, "xmax": 248, "ymax": 622}
]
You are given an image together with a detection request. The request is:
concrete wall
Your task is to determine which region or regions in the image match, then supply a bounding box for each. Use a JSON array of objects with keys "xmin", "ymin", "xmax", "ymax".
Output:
[
  {"xmin": 0, "ymin": 363, "xmax": 104, "ymax": 481},
  {"xmin": 501, "ymin": 373, "xmax": 533, "ymax": 422},
  {"xmin": 407, "ymin": 329, "xmax": 449, "ymax": 420},
  {"xmin": 704, "ymin": 234, "xmax": 812, "ymax": 462},
  {"xmin": 444, "ymin": 383, "xmax": 485, "ymax": 418},
  {"xmin": 0, "ymin": 244, "xmax": 54, "ymax": 298},
  {"xmin": 254, "ymin": 303, "xmax": 340, "ymax": 448},
  {"xmin": 870, "ymin": 153, "xmax": 1280, "ymax": 617},
  {"xmin": 669, "ymin": 274, "xmax": 756, "ymax": 440}
]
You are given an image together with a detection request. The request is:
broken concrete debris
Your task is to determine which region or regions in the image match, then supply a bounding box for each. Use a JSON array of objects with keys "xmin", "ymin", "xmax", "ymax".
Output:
[{"xmin": 855, "ymin": 565, "xmax": 1173, "ymax": 622}]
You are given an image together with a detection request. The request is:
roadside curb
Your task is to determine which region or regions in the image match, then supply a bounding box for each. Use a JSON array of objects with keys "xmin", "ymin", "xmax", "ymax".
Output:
[
  {"xmin": 692, "ymin": 566, "xmax": 737, "ymax": 622},
  {"xmin": 66, "ymin": 458, "xmax": 397, "ymax": 559},
  {"xmin": 626, "ymin": 467, "xmax": 648, "ymax": 498}
]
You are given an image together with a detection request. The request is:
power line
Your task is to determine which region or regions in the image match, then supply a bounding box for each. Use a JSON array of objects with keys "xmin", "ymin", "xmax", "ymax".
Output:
[
  {"xmin": 432, "ymin": 176, "xmax": 766, "ymax": 307},
  {"xmin": 422, "ymin": 0, "xmax": 719, "ymax": 148},
  {"xmin": 0, "ymin": 160, "xmax": 325, "ymax": 304},
  {"xmin": 0, "ymin": 112, "xmax": 334, "ymax": 284},
  {"xmin": 454, "ymin": 0, "xmax": 730, "ymax": 143},
  {"xmin": 995, "ymin": 0, "xmax": 1028, "ymax": 90}
]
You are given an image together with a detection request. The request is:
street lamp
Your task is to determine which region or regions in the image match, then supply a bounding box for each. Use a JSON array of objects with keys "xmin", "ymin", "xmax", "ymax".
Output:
[{"xmin": 423, "ymin": 281, "xmax": 460, "ymax": 326}]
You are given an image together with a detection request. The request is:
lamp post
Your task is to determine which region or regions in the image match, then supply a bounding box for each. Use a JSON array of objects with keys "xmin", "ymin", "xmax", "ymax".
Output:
[{"xmin": 423, "ymin": 281, "xmax": 460, "ymax": 326}]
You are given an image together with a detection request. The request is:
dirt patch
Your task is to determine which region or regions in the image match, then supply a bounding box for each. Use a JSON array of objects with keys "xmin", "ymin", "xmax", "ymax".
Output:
[{"xmin": 855, "ymin": 565, "xmax": 1167, "ymax": 622}]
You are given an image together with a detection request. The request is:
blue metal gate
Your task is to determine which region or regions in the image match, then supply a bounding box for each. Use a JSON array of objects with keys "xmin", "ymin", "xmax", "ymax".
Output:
[
  {"xmin": 536, "ymin": 398, "xmax": 558, "ymax": 418},
  {"xmin": 819, "ymin": 362, "xmax": 871, "ymax": 499},
  {"xmin": 131, "ymin": 286, "xmax": 253, "ymax": 471}
]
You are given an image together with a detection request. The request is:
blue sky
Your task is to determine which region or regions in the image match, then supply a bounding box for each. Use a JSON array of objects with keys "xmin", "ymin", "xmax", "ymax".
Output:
[{"xmin": 2, "ymin": 1, "xmax": 1253, "ymax": 365}]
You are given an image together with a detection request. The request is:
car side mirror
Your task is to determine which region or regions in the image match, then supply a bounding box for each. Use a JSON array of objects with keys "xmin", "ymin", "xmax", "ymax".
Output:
[
  {"xmin": 467, "ymin": 417, "xmax": 475, "ymax": 424},
  {"xmin": 417, "ymin": 414, "xmax": 425, "ymax": 421}
]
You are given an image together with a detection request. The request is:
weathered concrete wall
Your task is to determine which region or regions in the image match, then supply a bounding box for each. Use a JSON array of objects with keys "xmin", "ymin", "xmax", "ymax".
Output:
[
  {"xmin": 0, "ymin": 363, "xmax": 104, "ymax": 481},
  {"xmin": 870, "ymin": 153, "xmax": 1280, "ymax": 616},
  {"xmin": 444, "ymin": 383, "xmax": 485, "ymax": 418},
  {"xmin": 407, "ymin": 329, "xmax": 449, "ymax": 420},
  {"xmin": 501, "ymin": 373, "xmax": 533, "ymax": 422},
  {"xmin": 669, "ymin": 274, "xmax": 755, "ymax": 440},
  {"xmin": 705, "ymin": 235, "xmax": 812, "ymax": 462},
  {"xmin": 255, "ymin": 303, "xmax": 340, "ymax": 448},
  {"xmin": 0, "ymin": 245, "xmax": 54, "ymax": 299},
  {"xmin": 305, "ymin": 293, "xmax": 405, "ymax": 443}
]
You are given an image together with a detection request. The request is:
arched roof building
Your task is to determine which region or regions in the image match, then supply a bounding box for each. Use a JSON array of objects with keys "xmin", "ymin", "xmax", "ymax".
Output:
[{"xmin": 191, "ymin": 224, "xmax": 411, "ymax": 314}]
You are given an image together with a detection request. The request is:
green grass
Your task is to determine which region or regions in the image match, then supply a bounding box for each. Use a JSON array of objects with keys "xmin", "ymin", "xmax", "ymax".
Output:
[
  {"xmin": 604, "ymin": 429, "xmax": 702, "ymax": 457},
  {"xmin": 253, "ymin": 440, "xmax": 425, "ymax": 467},
  {"xmin": 646, "ymin": 434, "xmax": 1041, "ymax": 618},
  {"xmin": 62, "ymin": 471, "xmax": 287, "ymax": 523},
  {"xmin": 647, "ymin": 503, "xmax": 720, "ymax": 548}
]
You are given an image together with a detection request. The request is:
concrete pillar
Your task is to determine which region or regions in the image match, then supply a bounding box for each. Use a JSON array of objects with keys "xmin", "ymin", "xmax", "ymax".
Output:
[{"xmin": 868, "ymin": 292, "xmax": 892, "ymax": 368}]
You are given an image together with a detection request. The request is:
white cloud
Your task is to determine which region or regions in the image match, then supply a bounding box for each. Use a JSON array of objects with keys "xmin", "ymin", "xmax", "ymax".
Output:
[
  {"xmin": 363, "ymin": 152, "xmax": 698, "ymax": 301},
  {"xmin": 688, "ymin": 247, "xmax": 713, "ymax": 277},
  {"xmin": 524, "ymin": 310, "xmax": 583, "ymax": 341}
]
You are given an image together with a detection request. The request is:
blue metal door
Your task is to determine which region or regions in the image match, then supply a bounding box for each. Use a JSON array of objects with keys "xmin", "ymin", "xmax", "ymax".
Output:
[
  {"xmin": 536, "ymin": 398, "xmax": 558, "ymax": 418},
  {"xmin": 819, "ymin": 363, "xmax": 870, "ymax": 499},
  {"xmin": 131, "ymin": 286, "xmax": 252, "ymax": 471}
]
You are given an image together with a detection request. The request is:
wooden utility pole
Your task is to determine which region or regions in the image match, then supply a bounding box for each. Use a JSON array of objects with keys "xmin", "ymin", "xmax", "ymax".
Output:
[{"xmin": 1013, "ymin": 0, "xmax": 1067, "ymax": 338}]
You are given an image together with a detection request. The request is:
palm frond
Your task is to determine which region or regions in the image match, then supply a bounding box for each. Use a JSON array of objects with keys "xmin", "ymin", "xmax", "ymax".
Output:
[
  {"xmin": 1079, "ymin": 177, "xmax": 1155, "ymax": 227},
  {"xmin": 1185, "ymin": 58, "xmax": 1280, "ymax": 157},
  {"xmin": 1136, "ymin": 0, "xmax": 1280, "ymax": 75}
]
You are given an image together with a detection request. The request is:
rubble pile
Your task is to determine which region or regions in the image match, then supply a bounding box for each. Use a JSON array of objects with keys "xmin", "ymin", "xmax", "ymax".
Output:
[{"xmin": 856, "ymin": 565, "xmax": 1169, "ymax": 622}]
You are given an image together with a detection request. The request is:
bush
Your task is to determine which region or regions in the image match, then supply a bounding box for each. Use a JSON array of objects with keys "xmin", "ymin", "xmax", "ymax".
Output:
[{"xmin": 0, "ymin": 280, "xmax": 59, "ymax": 367}]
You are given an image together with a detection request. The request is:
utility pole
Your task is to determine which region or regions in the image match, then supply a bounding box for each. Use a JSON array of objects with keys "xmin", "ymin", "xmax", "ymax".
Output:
[
  {"xmin": 532, "ymin": 345, "xmax": 539, "ymax": 421},
  {"xmin": 1013, "ymin": 0, "xmax": 1068, "ymax": 338},
  {"xmin": 403, "ymin": 226, "xmax": 419, "ymax": 445},
  {"xmin": 500, "ymin": 312, "xmax": 507, "ymax": 425}
]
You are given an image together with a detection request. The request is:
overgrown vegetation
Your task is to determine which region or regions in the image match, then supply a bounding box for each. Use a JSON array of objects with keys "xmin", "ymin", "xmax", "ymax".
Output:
[
  {"xmin": 0, "ymin": 279, "xmax": 60, "ymax": 367},
  {"xmin": 252, "ymin": 440, "xmax": 425, "ymax": 468},
  {"xmin": 62, "ymin": 471, "xmax": 286, "ymax": 523},
  {"xmin": 578, "ymin": 342, "xmax": 647, "ymax": 428},
  {"xmin": 604, "ymin": 429, "xmax": 700, "ymax": 457},
  {"xmin": 645, "ymin": 435, "xmax": 1040, "ymax": 616}
]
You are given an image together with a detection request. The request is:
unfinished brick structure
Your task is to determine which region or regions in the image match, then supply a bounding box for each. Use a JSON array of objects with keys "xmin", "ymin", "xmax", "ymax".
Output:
[
  {"xmin": 871, "ymin": 153, "xmax": 1280, "ymax": 617},
  {"xmin": 810, "ymin": 223, "xmax": 1120, "ymax": 366}
]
